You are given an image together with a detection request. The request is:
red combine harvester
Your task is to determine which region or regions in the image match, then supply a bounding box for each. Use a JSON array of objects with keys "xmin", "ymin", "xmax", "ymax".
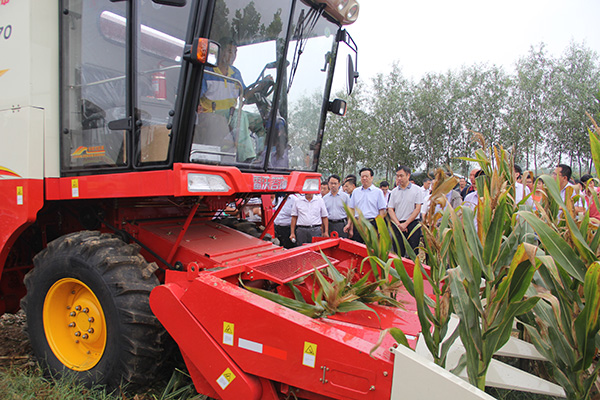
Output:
[{"xmin": 0, "ymin": 1, "xmax": 567, "ymax": 399}]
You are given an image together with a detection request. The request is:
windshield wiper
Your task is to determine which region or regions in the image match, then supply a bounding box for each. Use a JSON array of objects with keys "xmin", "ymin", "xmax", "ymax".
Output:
[{"xmin": 287, "ymin": 4, "xmax": 325, "ymax": 92}]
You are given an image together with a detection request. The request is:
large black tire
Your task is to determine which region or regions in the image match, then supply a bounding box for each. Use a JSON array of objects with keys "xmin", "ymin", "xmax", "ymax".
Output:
[{"xmin": 21, "ymin": 231, "xmax": 166, "ymax": 389}]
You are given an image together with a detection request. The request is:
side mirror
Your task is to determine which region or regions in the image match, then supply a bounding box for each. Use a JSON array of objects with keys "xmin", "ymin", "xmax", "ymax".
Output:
[
  {"xmin": 151, "ymin": 0, "xmax": 187, "ymax": 6},
  {"xmin": 346, "ymin": 54, "xmax": 359, "ymax": 95},
  {"xmin": 183, "ymin": 38, "xmax": 220, "ymax": 66},
  {"xmin": 328, "ymin": 99, "xmax": 347, "ymax": 116}
]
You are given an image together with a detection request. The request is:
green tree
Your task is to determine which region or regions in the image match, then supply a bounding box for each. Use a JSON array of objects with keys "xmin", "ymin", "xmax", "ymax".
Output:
[
  {"xmin": 210, "ymin": 0, "xmax": 231, "ymax": 41},
  {"xmin": 549, "ymin": 42, "xmax": 600, "ymax": 175},
  {"xmin": 507, "ymin": 43, "xmax": 555, "ymax": 173},
  {"xmin": 232, "ymin": 1, "xmax": 262, "ymax": 43},
  {"xmin": 370, "ymin": 64, "xmax": 415, "ymax": 180},
  {"xmin": 320, "ymin": 83, "xmax": 371, "ymax": 178}
]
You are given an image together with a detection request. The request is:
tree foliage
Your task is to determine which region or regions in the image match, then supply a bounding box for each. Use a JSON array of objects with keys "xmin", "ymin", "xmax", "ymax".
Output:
[{"xmin": 315, "ymin": 41, "xmax": 600, "ymax": 181}]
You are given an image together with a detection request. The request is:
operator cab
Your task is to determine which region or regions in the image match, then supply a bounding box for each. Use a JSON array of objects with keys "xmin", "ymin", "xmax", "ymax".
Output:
[{"xmin": 60, "ymin": 0, "xmax": 358, "ymax": 176}]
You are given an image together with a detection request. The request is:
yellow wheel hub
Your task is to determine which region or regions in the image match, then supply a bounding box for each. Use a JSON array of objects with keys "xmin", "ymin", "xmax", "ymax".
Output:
[{"xmin": 43, "ymin": 278, "xmax": 107, "ymax": 371}]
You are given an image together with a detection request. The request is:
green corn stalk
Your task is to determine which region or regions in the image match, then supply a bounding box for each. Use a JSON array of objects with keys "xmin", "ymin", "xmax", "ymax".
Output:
[
  {"xmin": 513, "ymin": 114, "xmax": 600, "ymax": 400},
  {"xmin": 447, "ymin": 142, "xmax": 540, "ymax": 390},
  {"xmin": 345, "ymin": 206, "xmax": 407, "ymax": 301},
  {"xmin": 391, "ymin": 169, "xmax": 461, "ymax": 368},
  {"xmin": 518, "ymin": 261, "xmax": 600, "ymax": 400}
]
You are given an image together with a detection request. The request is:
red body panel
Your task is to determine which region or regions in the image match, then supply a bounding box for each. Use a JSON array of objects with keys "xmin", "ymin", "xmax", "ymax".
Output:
[
  {"xmin": 0, "ymin": 178, "xmax": 44, "ymax": 272},
  {"xmin": 151, "ymin": 236, "xmax": 430, "ymax": 400},
  {"xmin": 44, "ymin": 164, "xmax": 320, "ymax": 200}
]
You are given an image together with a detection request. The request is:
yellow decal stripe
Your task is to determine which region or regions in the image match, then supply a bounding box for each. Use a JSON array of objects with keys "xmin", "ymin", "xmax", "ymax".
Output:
[
  {"xmin": 0, "ymin": 69, "xmax": 8, "ymax": 78},
  {"xmin": 0, "ymin": 166, "xmax": 20, "ymax": 177}
]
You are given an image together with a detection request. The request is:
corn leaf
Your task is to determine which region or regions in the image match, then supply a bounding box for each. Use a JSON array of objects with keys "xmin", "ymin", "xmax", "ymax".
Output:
[
  {"xmin": 482, "ymin": 297, "xmax": 539, "ymax": 363},
  {"xmin": 540, "ymin": 175, "xmax": 596, "ymax": 264},
  {"xmin": 285, "ymin": 282, "xmax": 305, "ymax": 302},
  {"xmin": 506, "ymin": 246, "xmax": 538, "ymax": 304},
  {"xmin": 336, "ymin": 301, "xmax": 380, "ymax": 318},
  {"xmin": 461, "ymin": 206, "xmax": 485, "ymax": 277},
  {"xmin": 589, "ymin": 125, "xmax": 600, "ymax": 180},
  {"xmin": 244, "ymin": 285, "xmax": 323, "ymax": 318},
  {"xmin": 573, "ymin": 262, "xmax": 600, "ymax": 370},
  {"xmin": 392, "ymin": 257, "xmax": 418, "ymax": 301},
  {"xmin": 483, "ymin": 193, "xmax": 508, "ymax": 268},
  {"xmin": 518, "ymin": 211, "xmax": 587, "ymax": 282},
  {"xmin": 450, "ymin": 208, "xmax": 477, "ymax": 283},
  {"xmin": 413, "ymin": 259, "xmax": 435, "ymax": 355},
  {"xmin": 389, "ymin": 327, "xmax": 411, "ymax": 348}
]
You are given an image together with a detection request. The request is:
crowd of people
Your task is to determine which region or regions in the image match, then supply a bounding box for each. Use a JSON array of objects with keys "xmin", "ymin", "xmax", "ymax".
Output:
[{"xmin": 273, "ymin": 163, "xmax": 600, "ymax": 257}]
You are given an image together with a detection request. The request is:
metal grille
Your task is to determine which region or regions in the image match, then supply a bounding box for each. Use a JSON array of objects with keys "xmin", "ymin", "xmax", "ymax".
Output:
[{"xmin": 251, "ymin": 251, "xmax": 337, "ymax": 284}]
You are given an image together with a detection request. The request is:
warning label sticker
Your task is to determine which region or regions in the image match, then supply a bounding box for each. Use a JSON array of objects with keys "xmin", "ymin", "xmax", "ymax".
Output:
[
  {"xmin": 71, "ymin": 179, "xmax": 79, "ymax": 198},
  {"xmin": 16, "ymin": 186, "xmax": 23, "ymax": 205},
  {"xmin": 303, "ymin": 341, "xmax": 317, "ymax": 368},
  {"xmin": 217, "ymin": 368, "xmax": 236, "ymax": 390},
  {"xmin": 223, "ymin": 322, "xmax": 234, "ymax": 346}
]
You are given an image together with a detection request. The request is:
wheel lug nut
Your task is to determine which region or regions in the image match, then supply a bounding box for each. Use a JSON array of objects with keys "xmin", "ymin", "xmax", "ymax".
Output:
[
  {"xmin": 70, "ymin": 312, "xmax": 76, "ymax": 317},
  {"xmin": 82, "ymin": 334, "xmax": 89, "ymax": 339},
  {"xmin": 74, "ymin": 331, "xmax": 81, "ymax": 337},
  {"xmin": 82, "ymin": 308, "xmax": 89, "ymax": 313},
  {"xmin": 88, "ymin": 317, "xmax": 94, "ymax": 323},
  {"xmin": 66, "ymin": 306, "xmax": 71, "ymax": 310},
  {"xmin": 75, "ymin": 305, "xmax": 81, "ymax": 311},
  {"xmin": 87, "ymin": 328, "xmax": 94, "ymax": 334},
  {"xmin": 71, "ymin": 290, "xmax": 76, "ymax": 294},
  {"xmin": 68, "ymin": 323, "xmax": 76, "ymax": 327}
]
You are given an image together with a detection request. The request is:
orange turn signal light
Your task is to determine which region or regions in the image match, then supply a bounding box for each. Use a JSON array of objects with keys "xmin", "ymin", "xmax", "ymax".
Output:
[{"xmin": 184, "ymin": 38, "xmax": 220, "ymax": 67}]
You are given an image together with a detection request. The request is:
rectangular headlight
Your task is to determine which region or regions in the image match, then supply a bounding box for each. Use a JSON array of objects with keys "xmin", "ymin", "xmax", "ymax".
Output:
[
  {"xmin": 302, "ymin": 178, "xmax": 320, "ymax": 192},
  {"xmin": 187, "ymin": 173, "xmax": 231, "ymax": 192}
]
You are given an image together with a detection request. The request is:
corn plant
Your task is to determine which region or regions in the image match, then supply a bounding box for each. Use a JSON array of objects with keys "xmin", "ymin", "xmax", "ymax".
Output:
[
  {"xmin": 243, "ymin": 255, "xmax": 400, "ymax": 319},
  {"xmin": 345, "ymin": 208, "xmax": 407, "ymax": 302},
  {"xmin": 513, "ymin": 115, "xmax": 600, "ymax": 400},
  {"xmin": 391, "ymin": 169, "xmax": 461, "ymax": 368},
  {"xmin": 445, "ymin": 143, "xmax": 540, "ymax": 390}
]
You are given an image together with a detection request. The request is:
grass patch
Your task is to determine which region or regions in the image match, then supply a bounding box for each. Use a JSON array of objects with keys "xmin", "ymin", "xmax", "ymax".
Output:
[
  {"xmin": 0, "ymin": 365, "xmax": 209, "ymax": 400},
  {"xmin": 0, "ymin": 366, "xmax": 116, "ymax": 400}
]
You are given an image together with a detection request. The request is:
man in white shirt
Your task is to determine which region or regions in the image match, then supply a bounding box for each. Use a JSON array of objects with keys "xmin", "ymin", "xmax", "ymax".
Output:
[
  {"xmin": 379, "ymin": 181, "xmax": 391, "ymax": 205},
  {"xmin": 463, "ymin": 170, "xmax": 484, "ymax": 232},
  {"xmin": 323, "ymin": 174, "xmax": 350, "ymax": 238},
  {"xmin": 290, "ymin": 193, "xmax": 328, "ymax": 245},
  {"xmin": 342, "ymin": 175, "xmax": 357, "ymax": 196},
  {"xmin": 514, "ymin": 164, "xmax": 532, "ymax": 207},
  {"xmin": 388, "ymin": 166, "xmax": 424, "ymax": 257},
  {"xmin": 553, "ymin": 164, "xmax": 585, "ymax": 215},
  {"xmin": 420, "ymin": 177, "xmax": 432, "ymax": 219},
  {"xmin": 344, "ymin": 168, "xmax": 387, "ymax": 243},
  {"xmin": 274, "ymin": 194, "xmax": 298, "ymax": 249},
  {"xmin": 319, "ymin": 181, "xmax": 330, "ymax": 198}
]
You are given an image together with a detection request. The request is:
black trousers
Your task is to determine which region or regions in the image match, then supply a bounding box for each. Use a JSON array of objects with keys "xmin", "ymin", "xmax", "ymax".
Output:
[
  {"xmin": 275, "ymin": 224, "xmax": 296, "ymax": 249},
  {"xmin": 392, "ymin": 220, "xmax": 421, "ymax": 257},
  {"xmin": 329, "ymin": 219, "xmax": 347, "ymax": 238},
  {"xmin": 353, "ymin": 218, "xmax": 378, "ymax": 244}
]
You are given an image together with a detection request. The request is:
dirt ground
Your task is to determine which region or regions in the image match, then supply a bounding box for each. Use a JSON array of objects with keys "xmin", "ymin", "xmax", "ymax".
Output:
[{"xmin": 0, "ymin": 311, "xmax": 33, "ymax": 370}]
